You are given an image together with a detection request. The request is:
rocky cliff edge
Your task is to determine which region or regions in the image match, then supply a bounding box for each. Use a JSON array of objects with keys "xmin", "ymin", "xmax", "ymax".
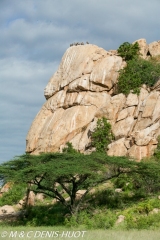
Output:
[{"xmin": 26, "ymin": 39, "xmax": 160, "ymax": 161}]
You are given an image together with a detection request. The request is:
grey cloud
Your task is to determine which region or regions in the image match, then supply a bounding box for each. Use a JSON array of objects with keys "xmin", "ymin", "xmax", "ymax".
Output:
[
  {"xmin": 0, "ymin": 58, "xmax": 58, "ymax": 163},
  {"xmin": 1, "ymin": 0, "xmax": 159, "ymax": 63},
  {"xmin": 1, "ymin": 0, "xmax": 160, "ymax": 163}
]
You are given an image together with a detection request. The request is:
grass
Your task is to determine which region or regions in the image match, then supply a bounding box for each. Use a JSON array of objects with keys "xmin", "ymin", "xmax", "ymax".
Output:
[{"xmin": 0, "ymin": 226, "xmax": 160, "ymax": 240}]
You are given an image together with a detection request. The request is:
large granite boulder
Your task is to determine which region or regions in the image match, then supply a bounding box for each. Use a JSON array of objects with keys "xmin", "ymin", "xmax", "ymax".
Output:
[
  {"xmin": 26, "ymin": 40, "xmax": 160, "ymax": 160},
  {"xmin": 26, "ymin": 44, "xmax": 125, "ymax": 154}
]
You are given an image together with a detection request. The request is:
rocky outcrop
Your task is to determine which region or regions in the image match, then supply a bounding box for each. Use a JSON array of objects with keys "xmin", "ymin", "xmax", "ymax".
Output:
[
  {"xmin": 0, "ymin": 205, "xmax": 25, "ymax": 221},
  {"xmin": 0, "ymin": 182, "xmax": 12, "ymax": 197},
  {"xmin": 134, "ymin": 38, "xmax": 160, "ymax": 59},
  {"xmin": 26, "ymin": 39, "xmax": 160, "ymax": 161},
  {"xmin": 0, "ymin": 205, "xmax": 15, "ymax": 215}
]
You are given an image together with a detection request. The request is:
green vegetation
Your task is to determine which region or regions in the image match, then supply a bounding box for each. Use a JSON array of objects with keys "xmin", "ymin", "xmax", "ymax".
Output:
[
  {"xmin": 0, "ymin": 182, "xmax": 27, "ymax": 206},
  {"xmin": 91, "ymin": 117, "xmax": 114, "ymax": 152},
  {"xmin": 117, "ymin": 41, "xmax": 160, "ymax": 95},
  {"xmin": 117, "ymin": 42, "xmax": 140, "ymax": 61},
  {"xmin": 154, "ymin": 136, "xmax": 160, "ymax": 161},
  {"xmin": 117, "ymin": 57, "xmax": 160, "ymax": 95},
  {"xmin": 62, "ymin": 142, "xmax": 78, "ymax": 154},
  {"xmin": 0, "ymin": 121, "xmax": 160, "ymax": 231},
  {"xmin": 1, "ymin": 152, "xmax": 147, "ymax": 216},
  {"xmin": 0, "ymin": 147, "xmax": 160, "ymax": 229}
]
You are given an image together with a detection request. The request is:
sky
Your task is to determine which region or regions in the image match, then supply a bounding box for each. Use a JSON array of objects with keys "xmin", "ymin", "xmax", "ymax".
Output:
[{"xmin": 0, "ymin": 0, "xmax": 160, "ymax": 164}]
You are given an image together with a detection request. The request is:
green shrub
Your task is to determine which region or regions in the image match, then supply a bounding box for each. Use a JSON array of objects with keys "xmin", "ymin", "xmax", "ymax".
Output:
[
  {"xmin": 117, "ymin": 42, "xmax": 140, "ymax": 61},
  {"xmin": 65, "ymin": 209, "xmax": 116, "ymax": 229},
  {"xmin": 91, "ymin": 117, "xmax": 114, "ymax": 152},
  {"xmin": 136, "ymin": 202, "xmax": 153, "ymax": 214},
  {"xmin": 126, "ymin": 212, "xmax": 160, "ymax": 230},
  {"xmin": 0, "ymin": 182, "xmax": 27, "ymax": 206},
  {"xmin": 154, "ymin": 136, "xmax": 160, "ymax": 161},
  {"xmin": 117, "ymin": 57, "xmax": 160, "ymax": 95},
  {"xmin": 20, "ymin": 204, "xmax": 67, "ymax": 226},
  {"xmin": 113, "ymin": 174, "xmax": 134, "ymax": 192},
  {"xmin": 62, "ymin": 142, "xmax": 78, "ymax": 154}
]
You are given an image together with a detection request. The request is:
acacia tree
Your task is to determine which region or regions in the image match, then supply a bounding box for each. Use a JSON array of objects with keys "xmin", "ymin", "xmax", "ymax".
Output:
[{"xmin": 0, "ymin": 152, "xmax": 160, "ymax": 216}]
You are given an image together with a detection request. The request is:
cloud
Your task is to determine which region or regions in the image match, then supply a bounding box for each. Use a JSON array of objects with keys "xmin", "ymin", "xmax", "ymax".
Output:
[
  {"xmin": 1, "ymin": 0, "xmax": 159, "ymax": 62},
  {"xmin": 0, "ymin": 0, "xmax": 160, "ymax": 163},
  {"xmin": 0, "ymin": 57, "xmax": 58, "ymax": 163}
]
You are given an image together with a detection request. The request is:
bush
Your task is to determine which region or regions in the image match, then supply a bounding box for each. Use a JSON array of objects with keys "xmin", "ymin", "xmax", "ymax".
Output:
[
  {"xmin": 117, "ymin": 57, "xmax": 160, "ymax": 95},
  {"xmin": 117, "ymin": 42, "xmax": 140, "ymax": 61},
  {"xmin": 0, "ymin": 182, "xmax": 27, "ymax": 206},
  {"xmin": 65, "ymin": 209, "xmax": 116, "ymax": 229},
  {"xmin": 62, "ymin": 142, "xmax": 78, "ymax": 154},
  {"xmin": 154, "ymin": 136, "xmax": 160, "ymax": 161},
  {"xmin": 126, "ymin": 212, "xmax": 160, "ymax": 230},
  {"xmin": 91, "ymin": 117, "xmax": 114, "ymax": 152}
]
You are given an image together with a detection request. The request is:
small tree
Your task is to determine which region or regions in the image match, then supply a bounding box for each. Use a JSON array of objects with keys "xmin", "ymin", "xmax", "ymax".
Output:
[
  {"xmin": 91, "ymin": 117, "xmax": 114, "ymax": 152},
  {"xmin": 117, "ymin": 42, "xmax": 140, "ymax": 61}
]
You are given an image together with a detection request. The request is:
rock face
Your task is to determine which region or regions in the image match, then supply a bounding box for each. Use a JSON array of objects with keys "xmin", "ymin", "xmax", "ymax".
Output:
[
  {"xmin": 26, "ymin": 40, "xmax": 160, "ymax": 161},
  {"xmin": 0, "ymin": 205, "xmax": 15, "ymax": 215},
  {"xmin": 0, "ymin": 182, "xmax": 12, "ymax": 197}
]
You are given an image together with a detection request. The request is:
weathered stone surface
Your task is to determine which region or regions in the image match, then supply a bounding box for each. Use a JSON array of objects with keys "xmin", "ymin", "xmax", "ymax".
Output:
[
  {"xmin": 76, "ymin": 190, "xmax": 87, "ymax": 200},
  {"xmin": 81, "ymin": 91, "xmax": 110, "ymax": 108},
  {"xmin": 17, "ymin": 198, "xmax": 26, "ymax": 208},
  {"xmin": 63, "ymin": 92, "xmax": 78, "ymax": 108},
  {"xmin": 133, "ymin": 118, "xmax": 152, "ymax": 131},
  {"xmin": 107, "ymin": 138, "xmax": 127, "ymax": 156},
  {"xmin": 78, "ymin": 119, "xmax": 98, "ymax": 152},
  {"xmin": 0, "ymin": 182, "xmax": 12, "ymax": 196},
  {"xmin": 26, "ymin": 107, "xmax": 64, "ymax": 152},
  {"xmin": 148, "ymin": 41, "xmax": 160, "ymax": 57},
  {"xmin": 0, "ymin": 205, "xmax": 15, "ymax": 215},
  {"xmin": 27, "ymin": 191, "xmax": 35, "ymax": 206},
  {"xmin": 128, "ymin": 145, "xmax": 148, "ymax": 161},
  {"xmin": 135, "ymin": 136, "xmax": 152, "ymax": 146},
  {"xmin": 149, "ymin": 208, "xmax": 160, "ymax": 215},
  {"xmin": 134, "ymin": 122, "xmax": 160, "ymax": 139},
  {"xmin": 124, "ymin": 139, "xmax": 131, "ymax": 149},
  {"xmin": 134, "ymin": 88, "xmax": 149, "ymax": 118},
  {"xmin": 117, "ymin": 107, "xmax": 135, "ymax": 121},
  {"xmin": 113, "ymin": 117, "xmax": 135, "ymax": 138},
  {"xmin": 90, "ymin": 56, "xmax": 124, "ymax": 90},
  {"xmin": 89, "ymin": 81, "xmax": 108, "ymax": 92},
  {"xmin": 26, "ymin": 40, "xmax": 160, "ymax": 161},
  {"xmin": 126, "ymin": 93, "xmax": 139, "ymax": 107},
  {"xmin": 44, "ymin": 45, "xmax": 110, "ymax": 99},
  {"xmin": 142, "ymin": 91, "xmax": 159, "ymax": 118},
  {"xmin": 95, "ymin": 94, "xmax": 125, "ymax": 122},
  {"xmin": 133, "ymin": 39, "xmax": 149, "ymax": 59},
  {"xmin": 115, "ymin": 188, "xmax": 123, "ymax": 193},
  {"xmin": 35, "ymin": 193, "xmax": 44, "ymax": 201},
  {"xmin": 152, "ymin": 94, "xmax": 160, "ymax": 122},
  {"xmin": 132, "ymin": 122, "xmax": 160, "ymax": 150},
  {"xmin": 46, "ymin": 90, "xmax": 67, "ymax": 111},
  {"xmin": 116, "ymin": 215, "xmax": 125, "ymax": 224},
  {"xmin": 28, "ymin": 105, "xmax": 97, "ymax": 155},
  {"xmin": 111, "ymin": 94, "xmax": 126, "ymax": 115},
  {"xmin": 68, "ymin": 75, "xmax": 90, "ymax": 92}
]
